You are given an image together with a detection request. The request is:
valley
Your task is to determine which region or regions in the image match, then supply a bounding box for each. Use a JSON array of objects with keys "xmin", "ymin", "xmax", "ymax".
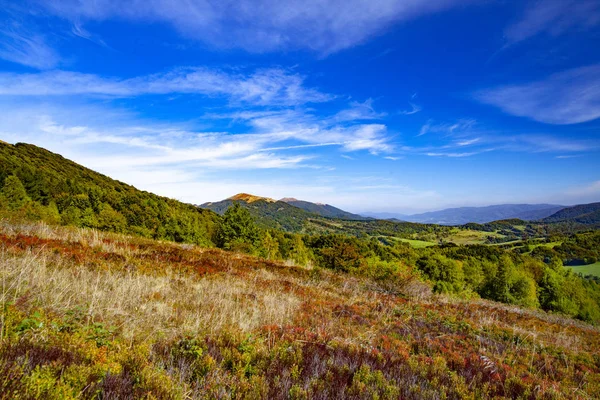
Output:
[{"xmin": 1, "ymin": 141, "xmax": 600, "ymax": 398}]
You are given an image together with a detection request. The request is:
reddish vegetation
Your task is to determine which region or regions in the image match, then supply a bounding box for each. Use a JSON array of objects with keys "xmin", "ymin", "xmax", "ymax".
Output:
[{"xmin": 1, "ymin": 226, "xmax": 600, "ymax": 399}]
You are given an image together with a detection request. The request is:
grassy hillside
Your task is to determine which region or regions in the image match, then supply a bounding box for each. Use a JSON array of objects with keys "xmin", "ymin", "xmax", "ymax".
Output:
[
  {"xmin": 567, "ymin": 262, "xmax": 600, "ymax": 278},
  {"xmin": 1, "ymin": 220, "xmax": 600, "ymax": 399}
]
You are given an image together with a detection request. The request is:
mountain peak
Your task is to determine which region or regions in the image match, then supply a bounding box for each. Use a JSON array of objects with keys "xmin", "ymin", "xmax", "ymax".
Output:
[
  {"xmin": 280, "ymin": 197, "xmax": 299, "ymax": 202},
  {"xmin": 228, "ymin": 193, "xmax": 276, "ymax": 203}
]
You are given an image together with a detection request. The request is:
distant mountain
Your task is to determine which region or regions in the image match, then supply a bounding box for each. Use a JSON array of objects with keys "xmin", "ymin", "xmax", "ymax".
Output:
[
  {"xmin": 200, "ymin": 194, "xmax": 373, "ymax": 232},
  {"xmin": 543, "ymin": 202, "xmax": 600, "ymax": 225},
  {"xmin": 279, "ymin": 198, "xmax": 370, "ymax": 220},
  {"xmin": 200, "ymin": 194, "xmax": 319, "ymax": 232},
  {"xmin": 360, "ymin": 212, "xmax": 408, "ymax": 221},
  {"xmin": 398, "ymin": 204, "xmax": 565, "ymax": 225}
]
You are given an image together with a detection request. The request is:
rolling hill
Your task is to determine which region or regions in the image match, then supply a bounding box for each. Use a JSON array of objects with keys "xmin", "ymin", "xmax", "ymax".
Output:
[
  {"xmin": 0, "ymin": 142, "xmax": 220, "ymax": 245},
  {"xmin": 393, "ymin": 204, "xmax": 565, "ymax": 225},
  {"xmin": 279, "ymin": 197, "xmax": 370, "ymax": 220},
  {"xmin": 542, "ymin": 202, "xmax": 600, "ymax": 225},
  {"xmin": 200, "ymin": 194, "xmax": 319, "ymax": 232},
  {"xmin": 200, "ymin": 194, "xmax": 443, "ymax": 236}
]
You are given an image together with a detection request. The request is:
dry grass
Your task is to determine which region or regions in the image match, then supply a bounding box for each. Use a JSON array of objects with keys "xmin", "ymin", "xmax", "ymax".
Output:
[
  {"xmin": 2, "ymin": 220, "xmax": 600, "ymax": 399},
  {"xmin": 0, "ymin": 248, "xmax": 300, "ymax": 343}
]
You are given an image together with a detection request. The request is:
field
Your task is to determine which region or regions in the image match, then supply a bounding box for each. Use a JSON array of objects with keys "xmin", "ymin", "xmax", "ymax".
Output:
[
  {"xmin": 567, "ymin": 261, "xmax": 600, "ymax": 278},
  {"xmin": 444, "ymin": 229, "xmax": 500, "ymax": 245},
  {"xmin": 1, "ymin": 220, "xmax": 599, "ymax": 399},
  {"xmin": 396, "ymin": 238, "xmax": 436, "ymax": 248}
]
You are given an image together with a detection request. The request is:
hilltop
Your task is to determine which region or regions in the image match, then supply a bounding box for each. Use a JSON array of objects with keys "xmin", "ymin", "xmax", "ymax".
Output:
[
  {"xmin": 203, "ymin": 194, "xmax": 369, "ymax": 223},
  {"xmin": 279, "ymin": 197, "xmax": 370, "ymax": 220},
  {"xmin": 200, "ymin": 195, "xmax": 316, "ymax": 231},
  {"xmin": 229, "ymin": 193, "xmax": 276, "ymax": 203}
]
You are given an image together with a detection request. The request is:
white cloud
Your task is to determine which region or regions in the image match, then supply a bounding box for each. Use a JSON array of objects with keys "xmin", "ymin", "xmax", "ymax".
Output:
[
  {"xmin": 399, "ymin": 102, "xmax": 422, "ymax": 115},
  {"xmin": 0, "ymin": 96, "xmax": 395, "ymax": 175},
  {"xmin": 0, "ymin": 68, "xmax": 331, "ymax": 106},
  {"xmin": 425, "ymin": 151, "xmax": 481, "ymax": 158},
  {"xmin": 475, "ymin": 65, "xmax": 600, "ymax": 125},
  {"xmin": 418, "ymin": 119, "xmax": 476, "ymax": 136},
  {"xmin": 333, "ymin": 99, "xmax": 386, "ymax": 122},
  {"xmin": 0, "ymin": 26, "xmax": 61, "ymax": 69},
  {"xmin": 38, "ymin": 0, "xmax": 473, "ymax": 54},
  {"xmin": 505, "ymin": 0, "xmax": 600, "ymax": 44},
  {"xmin": 0, "ymin": 100, "xmax": 441, "ymax": 209},
  {"xmin": 455, "ymin": 138, "xmax": 480, "ymax": 146},
  {"xmin": 239, "ymin": 108, "xmax": 393, "ymax": 154}
]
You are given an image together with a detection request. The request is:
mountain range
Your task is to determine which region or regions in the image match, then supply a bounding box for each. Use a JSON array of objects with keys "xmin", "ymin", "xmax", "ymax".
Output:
[
  {"xmin": 205, "ymin": 195, "xmax": 572, "ymax": 226},
  {"xmin": 366, "ymin": 204, "xmax": 566, "ymax": 225},
  {"xmin": 2, "ymin": 142, "xmax": 599, "ymax": 234},
  {"xmin": 279, "ymin": 197, "xmax": 370, "ymax": 220},
  {"xmin": 201, "ymin": 193, "xmax": 600, "ymax": 232}
]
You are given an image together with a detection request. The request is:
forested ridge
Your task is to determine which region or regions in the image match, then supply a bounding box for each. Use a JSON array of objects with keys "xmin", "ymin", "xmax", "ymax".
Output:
[{"xmin": 0, "ymin": 142, "xmax": 219, "ymax": 245}]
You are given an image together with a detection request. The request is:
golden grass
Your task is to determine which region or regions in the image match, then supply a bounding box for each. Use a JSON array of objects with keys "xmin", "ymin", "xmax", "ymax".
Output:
[
  {"xmin": 2, "ymin": 220, "xmax": 600, "ymax": 399},
  {"xmin": 0, "ymin": 247, "xmax": 300, "ymax": 344}
]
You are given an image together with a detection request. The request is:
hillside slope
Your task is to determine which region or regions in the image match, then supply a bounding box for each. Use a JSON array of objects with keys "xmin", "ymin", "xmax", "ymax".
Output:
[
  {"xmin": 0, "ymin": 142, "xmax": 220, "ymax": 245},
  {"xmin": 543, "ymin": 202, "xmax": 600, "ymax": 225},
  {"xmin": 1, "ymin": 220, "xmax": 599, "ymax": 399}
]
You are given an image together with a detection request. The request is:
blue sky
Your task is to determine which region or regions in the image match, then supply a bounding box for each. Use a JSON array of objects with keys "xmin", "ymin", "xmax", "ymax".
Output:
[{"xmin": 0, "ymin": 0, "xmax": 599, "ymax": 214}]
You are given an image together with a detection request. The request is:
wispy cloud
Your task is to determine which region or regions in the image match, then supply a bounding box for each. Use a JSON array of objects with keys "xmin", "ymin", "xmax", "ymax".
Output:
[
  {"xmin": 418, "ymin": 119, "xmax": 476, "ymax": 136},
  {"xmin": 424, "ymin": 151, "xmax": 483, "ymax": 158},
  {"xmin": 555, "ymin": 155, "xmax": 582, "ymax": 159},
  {"xmin": 455, "ymin": 138, "xmax": 480, "ymax": 146},
  {"xmin": 71, "ymin": 22, "xmax": 111, "ymax": 49},
  {"xmin": 38, "ymin": 0, "xmax": 473, "ymax": 54},
  {"xmin": 399, "ymin": 102, "xmax": 422, "ymax": 115},
  {"xmin": 0, "ymin": 25, "xmax": 61, "ymax": 69},
  {"xmin": 0, "ymin": 68, "xmax": 332, "ymax": 106},
  {"xmin": 505, "ymin": 0, "xmax": 600, "ymax": 44},
  {"xmin": 474, "ymin": 64, "xmax": 600, "ymax": 124},
  {"xmin": 238, "ymin": 108, "xmax": 393, "ymax": 154},
  {"xmin": 333, "ymin": 98, "xmax": 386, "ymax": 122},
  {"xmin": 501, "ymin": 134, "xmax": 599, "ymax": 153}
]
